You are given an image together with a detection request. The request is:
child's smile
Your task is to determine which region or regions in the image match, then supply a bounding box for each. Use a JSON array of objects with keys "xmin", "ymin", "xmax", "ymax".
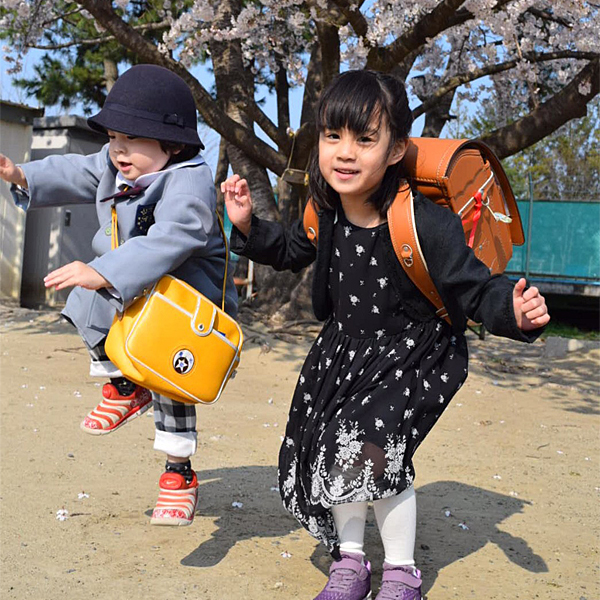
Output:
[{"xmin": 107, "ymin": 130, "xmax": 172, "ymax": 181}]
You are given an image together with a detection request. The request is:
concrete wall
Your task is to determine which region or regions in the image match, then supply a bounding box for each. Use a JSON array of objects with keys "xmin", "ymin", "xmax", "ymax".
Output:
[
  {"xmin": 20, "ymin": 116, "xmax": 107, "ymax": 307},
  {"xmin": 0, "ymin": 102, "xmax": 44, "ymax": 301}
]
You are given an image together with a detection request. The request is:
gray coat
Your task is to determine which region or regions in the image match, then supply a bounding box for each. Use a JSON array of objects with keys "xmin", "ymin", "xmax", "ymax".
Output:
[{"xmin": 15, "ymin": 145, "xmax": 237, "ymax": 348}]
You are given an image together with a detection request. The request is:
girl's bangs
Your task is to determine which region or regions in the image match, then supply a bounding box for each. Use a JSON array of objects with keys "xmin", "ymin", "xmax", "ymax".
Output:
[{"xmin": 318, "ymin": 78, "xmax": 385, "ymax": 134}]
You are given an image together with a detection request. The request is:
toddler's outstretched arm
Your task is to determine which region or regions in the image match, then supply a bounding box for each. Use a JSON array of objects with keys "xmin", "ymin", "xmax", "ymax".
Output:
[
  {"xmin": 0, "ymin": 154, "xmax": 27, "ymax": 188},
  {"xmin": 513, "ymin": 278, "xmax": 550, "ymax": 331},
  {"xmin": 221, "ymin": 174, "xmax": 253, "ymax": 237}
]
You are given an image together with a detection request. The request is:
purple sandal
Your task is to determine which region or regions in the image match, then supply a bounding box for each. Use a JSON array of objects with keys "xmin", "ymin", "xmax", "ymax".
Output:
[
  {"xmin": 314, "ymin": 552, "xmax": 372, "ymax": 600},
  {"xmin": 375, "ymin": 563, "xmax": 422, "ymax": 600}
]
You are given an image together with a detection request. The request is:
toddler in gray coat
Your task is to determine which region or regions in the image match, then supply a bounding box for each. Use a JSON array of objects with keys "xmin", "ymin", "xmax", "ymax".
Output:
[{"xmin": 0, "ymin": 64, "xmax": 237, "ymax": 527}]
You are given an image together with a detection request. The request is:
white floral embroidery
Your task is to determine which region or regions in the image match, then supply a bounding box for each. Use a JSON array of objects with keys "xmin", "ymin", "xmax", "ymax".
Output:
[
  {"xmin": 299, "ymin": 375, "xmax": 305, "ymax": 385},
  {"xmin": 334, "ymin": 421, "xmax": 364, "ymax": 470},
  {"xmin": 361, "ymin": 395, "xmax": 372, "ymax": 406},
  {"xmin": 282, "ymin": 459, "xmax": 297, "ymax": 496},
  {"xmin": 423, "ymin": 380, "xmax": 431, "ymax": 390},
  {"xmin": 303, "ymin": 392, "xmax": 312, "ymax": 402},
  {"xmin": 370, "ymin": 257, "xmax": 378, "ymax": 266},
  {"xmin": 383, "ymin": 434, "xmax": 407, "ymax": 484},
  {"xmin": 375, "ymin": 417, "xmax": 384, "ymax": 430},
  {"xmin": 441, "ymin": 372, "xmax": 449, "ymax": 383},
  {"xmin": 377, "ymin": 277, "xmax": 388, "ymax": 289},
  {"xmin": 395, "ymin": 369, "xmax": 404, "ymax": 380},
  {"xmin": 339, "ymin": 272, "xmax": 344, "ymax": 282},
  {"xmin": 348, "ymin": 350, "xmax": 356, "ymax": 361},
  {"xmin": 349, "ymin": 294, "xmax": 360, "ymax": 306},
  {"xmin": 438, "ymin": 394, "xmax": 445, "ymax": 404},
  {"xmin": 355, "ymin": 244, "xmax": 365, "ymax": 255},
  {"xmin": 335, "ymin": 247, "xmax": 341, "ymax": 257},
  {"xmin": 404, "ymin": 408, "xmax": 414, "ymax": 419},
  {"xmin": 344, "ymin": 226, "xmax": 351, "ymax": 237},
  {"xmin": 376, "ymin": 329, "xmax": 385, "ymax": 339},
  {"xmin": 411, "ymin": 427, "xmax": 419, "ymax": 438},
  {"xmin": 372, "ymin": 305, "xmax": 380, "ymax": 314}
]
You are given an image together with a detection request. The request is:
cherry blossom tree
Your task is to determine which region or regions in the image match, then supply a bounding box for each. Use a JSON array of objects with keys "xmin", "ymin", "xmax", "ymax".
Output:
[{"xmin": 2, "ymin": 0, "xmax": 598, "ymax": 315}]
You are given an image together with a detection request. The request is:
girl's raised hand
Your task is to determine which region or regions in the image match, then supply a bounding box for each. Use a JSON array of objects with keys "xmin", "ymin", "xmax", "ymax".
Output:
[
  {"xmin": 513, "ymin": 278, "xmax": 550, "ymax": 331},
  {"xmin": 44, "ymin": 261, "xmax": 110, "ymax": 291},
  {"xmin": 221, "ymin": 174, "xmax": 253, "ymax": 237},
  {"xmin": 0, "ymin": 154, "xmax": 27, "ymax": 187}
]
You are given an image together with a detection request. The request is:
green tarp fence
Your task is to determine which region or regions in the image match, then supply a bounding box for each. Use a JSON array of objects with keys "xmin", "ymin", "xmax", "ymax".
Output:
[{"xmin": 506, "ymin": 201, "xmax": 600, "ymax": 282}]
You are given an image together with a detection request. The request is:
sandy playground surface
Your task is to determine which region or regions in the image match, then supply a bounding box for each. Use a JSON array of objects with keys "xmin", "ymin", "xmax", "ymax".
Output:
[{"xmin": 0, "ymin": 302, "xmax": 599, "ymax": 600}]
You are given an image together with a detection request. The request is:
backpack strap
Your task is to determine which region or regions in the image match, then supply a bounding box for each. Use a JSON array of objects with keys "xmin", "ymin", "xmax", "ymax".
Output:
[
  {"xmin": 387, "ymin": 185, "xmax": 451, "ymax": 324},
  {"xmin": 303, "ymin": 198, "xmax": 319, "ymax": 246}
]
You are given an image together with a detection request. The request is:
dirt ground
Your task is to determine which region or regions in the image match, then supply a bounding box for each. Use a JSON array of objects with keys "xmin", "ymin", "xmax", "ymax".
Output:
[{"xmin": 0, "ymin": 302, "xmax": 598, "ymax": 600}]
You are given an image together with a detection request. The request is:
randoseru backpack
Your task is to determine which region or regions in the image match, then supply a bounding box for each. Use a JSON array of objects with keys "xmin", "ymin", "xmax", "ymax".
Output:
[{"xmin": 303, "ymin": 137, "xmax": 524, "ymax": 324}]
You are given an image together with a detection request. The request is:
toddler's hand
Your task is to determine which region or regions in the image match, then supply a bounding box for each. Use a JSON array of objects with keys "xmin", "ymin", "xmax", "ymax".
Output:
[
  {"xmin": 221, "ymin": 174, "xmax": 253, "ymax": 237},
  {"xmin": 513, "ymin": 278, "xmax": 550, "ymax": 331},
  {"xmin": 44, "ymin": 261, "xmax": 111, "ymax": 291},
  {"xmin": 0, "ymin": 154, "xmax": 27, "ymax": 188}
]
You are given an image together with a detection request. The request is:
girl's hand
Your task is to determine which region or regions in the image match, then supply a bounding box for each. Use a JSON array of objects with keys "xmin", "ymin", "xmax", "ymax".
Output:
[
  {"xmin": 513, "ymin": 278, "xmax": 550, "ymax": 331},
  {"xmin": 0, "ymin": 154, "xmax": 28, "ymax": 187},
  {"xmin": 44, "ymin": 261, "xmax": 111, "ymax": 291},
  {"xmin": 221, "ymin": 174, "xmax": 253, "ymax": 237}
]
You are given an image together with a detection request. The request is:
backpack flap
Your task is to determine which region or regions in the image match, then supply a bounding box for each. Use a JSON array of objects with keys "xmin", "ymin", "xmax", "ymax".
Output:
[
  {"xmin": 446, "ymin": 141, "xmax": 524, "ymax": 273},
  {"xmin": 403, "ymin": 138, "xmax": 466, "ymax": 205}
]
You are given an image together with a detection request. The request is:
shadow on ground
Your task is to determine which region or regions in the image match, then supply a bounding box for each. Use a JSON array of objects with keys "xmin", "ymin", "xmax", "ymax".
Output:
[{"xmin": 169, "ymin": 464, "xmax": 547, "ymax": 597}]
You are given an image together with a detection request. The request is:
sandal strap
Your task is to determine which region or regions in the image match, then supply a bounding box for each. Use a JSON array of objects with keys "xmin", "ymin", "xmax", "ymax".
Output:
[{"xmin": 382, "ymin": 568, "xmax": 421, "ymax": 588}]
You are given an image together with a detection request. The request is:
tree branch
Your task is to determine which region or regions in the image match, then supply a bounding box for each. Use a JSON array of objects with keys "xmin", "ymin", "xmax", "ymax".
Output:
[
  {"xmin": 412, "ymin": 50, "xmax": 599, "ymax": 118},
  {"xmin": 75, "ymin": 0, "xmax": 287, "ymax": 174},
  {"xmin": 329, "ymin": 0, "xmax": 369, "ymax": 38},
  {"xmin": 367, "ymin": 0, "xmax": 467, "ymax": 70},
  {"xmin": 482, "ymin": 59, "xmax": 600, "ymax": 159},
  {"xmin": 28, "ymin": 20, "xmax": 171, "ymax": 50},
  {"xmin": 245, "ymin": 100, "xmax": 288, "ymax": 150}
]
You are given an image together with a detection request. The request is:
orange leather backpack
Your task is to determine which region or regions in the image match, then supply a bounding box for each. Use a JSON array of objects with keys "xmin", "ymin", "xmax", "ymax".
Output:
[{"xmin": 303, "ymin": 138, "xmax": 524, "ymax": 325}]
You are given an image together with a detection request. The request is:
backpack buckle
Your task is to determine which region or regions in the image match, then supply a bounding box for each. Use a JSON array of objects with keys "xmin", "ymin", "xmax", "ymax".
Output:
[{"xmin": 401, "ymin": 244, "xmax": 414, "ymax": 267}]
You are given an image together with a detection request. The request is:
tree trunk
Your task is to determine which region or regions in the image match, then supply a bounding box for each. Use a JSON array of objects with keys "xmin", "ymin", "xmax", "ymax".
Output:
[{"xmin": 103, "ymin": 57, "xmax": 118, "ymax": 91}]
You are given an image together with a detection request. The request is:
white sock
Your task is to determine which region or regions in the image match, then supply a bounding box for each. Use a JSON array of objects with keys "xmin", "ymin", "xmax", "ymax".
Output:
[
  {"xmin": 373, "ymin": 486, "xmax": 417, "ymax": 566},
  {"xmin": 331, "ymin": 501, "xmax": 369, "ymax": 558}
]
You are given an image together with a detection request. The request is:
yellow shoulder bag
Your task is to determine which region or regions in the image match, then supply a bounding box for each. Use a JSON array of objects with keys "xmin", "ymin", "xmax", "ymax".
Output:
[{"xmin": 104, "ymin": 203, "xmax": 243, "ymax": 405}]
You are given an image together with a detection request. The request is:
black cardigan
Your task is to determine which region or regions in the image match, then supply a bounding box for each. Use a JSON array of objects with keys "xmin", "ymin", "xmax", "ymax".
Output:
[{"xmin": 230, "ymin": 192, "xmax": 542, "ymax": 343}]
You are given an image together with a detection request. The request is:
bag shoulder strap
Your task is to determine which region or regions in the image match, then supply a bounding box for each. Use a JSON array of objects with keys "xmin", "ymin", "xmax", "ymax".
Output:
[{"xmin": 387, "ymin": 186, "xmax": 450, "ymax": 323}]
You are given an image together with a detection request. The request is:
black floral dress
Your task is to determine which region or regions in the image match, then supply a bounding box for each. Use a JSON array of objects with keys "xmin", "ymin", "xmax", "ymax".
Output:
[{"xmin": 278, "ymin": 209, "xmax": 469, "ymax": 552}]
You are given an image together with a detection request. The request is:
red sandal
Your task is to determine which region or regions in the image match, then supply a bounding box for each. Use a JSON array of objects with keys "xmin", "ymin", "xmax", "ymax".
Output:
[
  {"xmin": 150, "ymin": 471, "xmax": 199, "ymax": 526},
  {"xmin": 80, "ymin": 382, "xmax": 152, "ymax": 435}
]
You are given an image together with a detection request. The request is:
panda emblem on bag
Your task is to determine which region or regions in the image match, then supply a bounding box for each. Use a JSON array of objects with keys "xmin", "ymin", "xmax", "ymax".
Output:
[{"xmin": 173, "ymin": 349, "xmax": 195, "ymax": 374}]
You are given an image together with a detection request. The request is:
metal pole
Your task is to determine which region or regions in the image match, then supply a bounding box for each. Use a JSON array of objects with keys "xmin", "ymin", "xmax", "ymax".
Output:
[{"xmin": 524, "ymin": 172, "xmax": 534, "ymax": 280}]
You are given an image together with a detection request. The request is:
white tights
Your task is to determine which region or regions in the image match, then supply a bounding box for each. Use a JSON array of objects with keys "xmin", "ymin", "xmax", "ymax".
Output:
[{"xmin": 331, "ymin": 486, "xmax": 416, "ymax": 566}]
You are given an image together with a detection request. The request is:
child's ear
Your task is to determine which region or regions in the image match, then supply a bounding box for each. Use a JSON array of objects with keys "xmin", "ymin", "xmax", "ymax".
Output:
[{"xmin": 388, "ymin": 139, "xmax": 408, "ymax": 166}]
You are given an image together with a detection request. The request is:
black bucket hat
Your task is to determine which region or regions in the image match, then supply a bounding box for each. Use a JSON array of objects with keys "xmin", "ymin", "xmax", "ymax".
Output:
[{"xmin": 88, "ymin": 64, "xmax": 204, "ymax": 150}]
